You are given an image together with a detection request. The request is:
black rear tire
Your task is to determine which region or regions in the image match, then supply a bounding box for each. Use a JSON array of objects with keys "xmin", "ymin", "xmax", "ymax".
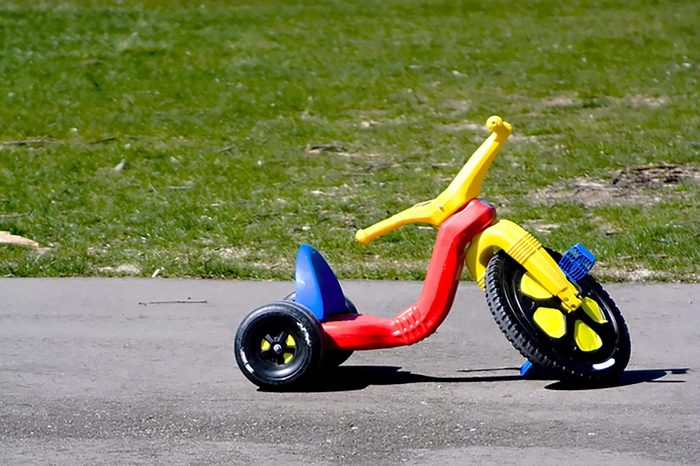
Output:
[
  {"xmin": 485, "ymin": 250, "xmax": 631, "ymax": 385},
  {"xmin": 283, "ymin": 291, "xmax": 356, "ymax": 368},
  {"xmin": 234, "ymin": 301, "xmax": 324, "ymax": 390}
]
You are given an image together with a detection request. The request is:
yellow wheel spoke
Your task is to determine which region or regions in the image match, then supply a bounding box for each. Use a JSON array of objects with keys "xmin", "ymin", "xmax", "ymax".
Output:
[
  {"xmin": 285, "ymin": 334, "xmax": 296, "ymax": 348},
  {"xmin": 582, "ymin": 297, "xmax": 608, "ymax": 324},
  {"xmin": 283, "ymin": 352, "xmax": 294, "ymax": 364},
  {"xmin": 533, "ymin": 307, "xmax": 566, "ymax": 338},
  {"xmin": 574, "ymin": 320, "xmax": 603, "ymax": 352},
  {"xmin": 520, "ymin": 272, "xmax": 554, "ymax": 301},
  {"xmin": 260, "ymin": 339, "xmax": 271, "ymax": 351}
]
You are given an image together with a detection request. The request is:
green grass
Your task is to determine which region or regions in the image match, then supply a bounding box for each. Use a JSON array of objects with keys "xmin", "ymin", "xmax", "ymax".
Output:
[{"xmin": 1, "ymin": 0, "xmax": 698, "ymax": 281}]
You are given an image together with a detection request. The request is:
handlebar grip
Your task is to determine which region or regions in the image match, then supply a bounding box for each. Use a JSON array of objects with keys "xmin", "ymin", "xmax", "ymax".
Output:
[
  {"xmin": 355, "ymin": 228, "xmax": 372, "ymax": 245},
  {"xmin": 486, "ymin": 115, "xmax": 512, "ymax": 139},
  {"xmin": 354, "ymin": 214, "xmax": 404, "ymax": 245}
]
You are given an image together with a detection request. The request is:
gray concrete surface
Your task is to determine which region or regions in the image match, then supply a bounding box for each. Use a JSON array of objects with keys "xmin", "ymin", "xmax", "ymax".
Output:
[{"xmin": 0, "ymin": 279, "xmax": 698, "ymax": 465}]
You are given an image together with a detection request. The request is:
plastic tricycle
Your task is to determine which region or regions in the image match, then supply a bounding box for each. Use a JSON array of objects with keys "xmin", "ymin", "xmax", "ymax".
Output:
[{"xmin": 234, "ymin": 116, "xmax": 631, "ymax": 390}]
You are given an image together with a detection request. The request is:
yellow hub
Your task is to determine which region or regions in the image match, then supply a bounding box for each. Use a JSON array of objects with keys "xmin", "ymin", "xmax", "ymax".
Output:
[{"xmin": 260, "ymin": 334, "xmax": 297, "ymax": 364}]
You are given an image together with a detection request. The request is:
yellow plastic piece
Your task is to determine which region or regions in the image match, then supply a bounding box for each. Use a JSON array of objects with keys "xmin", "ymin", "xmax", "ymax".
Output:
[
  {"xmin": 582, "ymin": 297, "xmax": 607, "ymax": 324},
  {"xmin": 520, "ymin": 272, "xmax": 554, "ymax": 301},
  {"xmin": 286, "ymin": 334, "xmax": 296, "ymax": 348},
  {"xmin": 465, "ymin": 219, "xmax": 582, "ymax": 312},
  {"xmin": 574, "ymin": 320, "xmax": 603, "ymax": 352},
  {"xmin": 533, "ymin": 307, "xmax": 567, "ymax": 339},
  {"xmin": 261, "ymin": 339, "xmax": 271, "ymax": 351},
  {"xmin": 355, "ymin": 116, "xmax": 512, "ymax": 245},
  {"xmin": 283, "ymin": 352, "xmax": 294, "ymax": 364}
]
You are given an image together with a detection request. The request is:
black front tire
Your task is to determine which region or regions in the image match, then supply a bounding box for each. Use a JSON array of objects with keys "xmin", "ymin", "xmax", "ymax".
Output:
[
  {"xmin": 485, "ymin": 250, "xmax": 631, "ymax": 385},
  {"xmin": 234, "ymin": 301, "xmax": 324, "ymax": 390}
]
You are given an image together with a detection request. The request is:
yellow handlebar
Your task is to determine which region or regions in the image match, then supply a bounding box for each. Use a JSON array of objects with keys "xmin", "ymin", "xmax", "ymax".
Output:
[
  {"xmin": 355, "ymin": 200, "xmax": 436, "ymax": 245},
  {"xmin": 355, "ymin": 115, "xmax": 512, "ymax": 245}
]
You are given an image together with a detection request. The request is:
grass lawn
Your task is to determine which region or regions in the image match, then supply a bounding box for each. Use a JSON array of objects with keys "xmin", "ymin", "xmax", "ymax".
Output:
[{"xmin": 0, "ymin": 0, "xmax": 698, "ymax": 281}]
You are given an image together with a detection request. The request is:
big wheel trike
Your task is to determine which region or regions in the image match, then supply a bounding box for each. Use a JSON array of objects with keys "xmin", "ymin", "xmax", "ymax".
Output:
[{"xmin": 234, "ymin": 116, "xmax": 631, "ymax": 390}]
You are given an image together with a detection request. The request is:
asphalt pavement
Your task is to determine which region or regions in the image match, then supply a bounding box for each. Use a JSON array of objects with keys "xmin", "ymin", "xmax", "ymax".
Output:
[{"xmin": 1, "ymin": 279, "xmax": 698, "ymax": 465}]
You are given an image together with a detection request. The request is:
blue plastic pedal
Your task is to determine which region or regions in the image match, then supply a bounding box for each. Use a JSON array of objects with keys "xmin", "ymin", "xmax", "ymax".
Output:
[{"xmin": 558, "ymin": 243, "xmax": 596, "ymax": 283}]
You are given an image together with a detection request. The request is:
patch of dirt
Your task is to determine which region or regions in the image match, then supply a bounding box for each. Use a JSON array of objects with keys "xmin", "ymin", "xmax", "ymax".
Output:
[
  {"xmin": 305, "ymin": 143, "xmax": 380, "ymax": 159},
  {"xmin": 437, "ymin": 121, "xmax": 484, "ymax": 133},
  {"xmin": 535, "ymin": 94, "xmax": 669, "ymax": 111},
  {"xmin": 612, "ymin": 163, "xmax": 699, "ymax": 188},
  {"xmin": 305, "ymin": 143, "xmax": 348, "ymax": 155},
  {"xmin": 216, "ymin": 247, "xmax": 250, "ymax": 260},
  {"xmin": 625, "ymin": 96, "xmax": 668, "ymax": 108},
  {"xmin": 540, "ymin": 95, "xmax": 579, "ymax": 108},
  {"xmin": 531, "ymin": 163, "xmax": 699, "ymax": 207},
  {"xmin": 522, "ymin": 220, "xmax": 560, "ymax": 234},
  {"xmin": 595, "ymin": 265, "xmax": 684, "ymax": 282},
  {"xmin": 98, "ymin": 263, "xmax": 141, "ymax": 275},
  {"xmin": 442, "ymin": 99, "xmax": 471, "ymax": 116},
  {"xmin": 509, "ymin": 133, "xmax": 542, "ymax": 143},
  {"xmin": 311, "ymin": 184, "xmax": 353, "ymax": 197}
]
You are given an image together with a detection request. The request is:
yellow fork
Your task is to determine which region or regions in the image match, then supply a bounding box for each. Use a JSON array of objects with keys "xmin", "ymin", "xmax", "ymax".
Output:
[{"xmin": 466, "ymin": 220, "xmax": 582, "ymax": 312}]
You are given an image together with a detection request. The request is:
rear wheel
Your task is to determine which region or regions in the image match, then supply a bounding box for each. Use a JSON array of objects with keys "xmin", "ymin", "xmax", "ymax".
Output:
[
  {"xmin": 284, "ymin": 292, "xmax": 356, "ymax": 368},
  {"xmin": 234, "ymin": 301, "xmax": 323, "ymax": 389},
  {"xmin": 485, "ymin": 250, "xmax": 631, "ymax": 384}
]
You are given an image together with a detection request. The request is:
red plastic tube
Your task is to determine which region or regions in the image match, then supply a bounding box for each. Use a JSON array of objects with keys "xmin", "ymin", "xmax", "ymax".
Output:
[{"xmin": 322, "ymin": 199, "xmax": 496, "ymax": 350}]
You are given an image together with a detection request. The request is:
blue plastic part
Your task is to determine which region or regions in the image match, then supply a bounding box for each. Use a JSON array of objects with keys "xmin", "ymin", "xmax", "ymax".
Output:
[
  {"xmin": 520, "ymin": 359, "xmax": 556, "ymax": 379},
  {"xmin": 520, "ymin": 360, "xmax": 534, "ymax": 376},
  {"xmin": 558, "ymin": 243, "xmax": 596, "ymax": 283},
  {"xmin": 294, "ymin": 244, "xmax": 348, "ymax": 322}
]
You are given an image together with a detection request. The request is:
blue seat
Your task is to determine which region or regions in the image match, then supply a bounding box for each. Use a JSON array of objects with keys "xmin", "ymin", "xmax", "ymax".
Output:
[{"xmin": 294, "ymin": 244, "xmax": 349, "ymax": 322}]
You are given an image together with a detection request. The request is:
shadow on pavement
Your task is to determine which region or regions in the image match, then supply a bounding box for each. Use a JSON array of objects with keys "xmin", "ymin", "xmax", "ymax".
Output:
[
  {"xmin": 274, "ymin": 365, "xmax": 524, "ymax": 392},
  {"xmin": 544, "ymin": 368, "xmax": 689, "ymax": 391},
  {"xmin": 264, "ymin": 367, "xmax": 689, "ymax": 393}
]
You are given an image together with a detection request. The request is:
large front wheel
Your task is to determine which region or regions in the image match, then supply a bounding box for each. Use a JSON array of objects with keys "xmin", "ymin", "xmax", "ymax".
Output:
[{"xmin": 485, "ymin": 250, "xmax": 631, "ymax": 384}]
